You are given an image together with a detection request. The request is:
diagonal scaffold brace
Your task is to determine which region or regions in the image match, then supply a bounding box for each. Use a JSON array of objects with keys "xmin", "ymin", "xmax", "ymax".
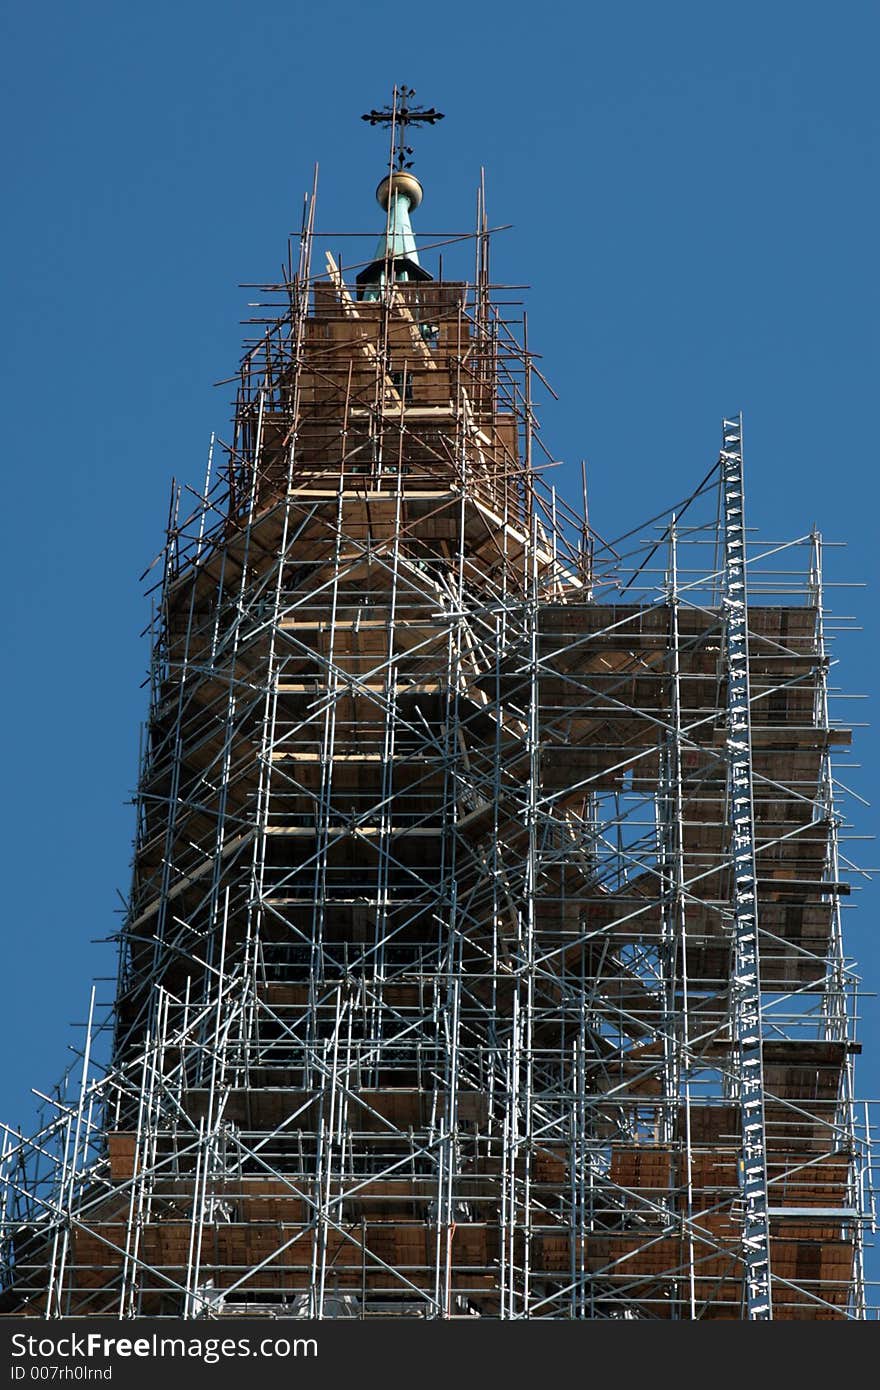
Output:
[{"xmin": 721, "ymin": 414, "xmax": 773, "ymax": 1320}]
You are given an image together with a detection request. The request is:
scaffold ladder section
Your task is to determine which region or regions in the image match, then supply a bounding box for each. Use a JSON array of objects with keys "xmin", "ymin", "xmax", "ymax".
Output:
[{"xmin": 721, "ymin": 415, "xmax": 773, "ymax": 1319}]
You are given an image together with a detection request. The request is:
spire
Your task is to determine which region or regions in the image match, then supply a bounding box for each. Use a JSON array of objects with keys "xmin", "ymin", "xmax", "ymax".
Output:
[
  {"xmin": 357, "ymin": 85, "xmax": 444, "ymax": 300},
  {"xmin": 357, "ymin": 170, "xmax": 431, "ymax": 299}
]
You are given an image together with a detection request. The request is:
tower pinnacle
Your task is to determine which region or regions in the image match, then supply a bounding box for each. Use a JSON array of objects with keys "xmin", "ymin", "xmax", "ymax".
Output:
[{"xmin": 357, "ymin": 86, "xmax": 441, "ymax": 299}]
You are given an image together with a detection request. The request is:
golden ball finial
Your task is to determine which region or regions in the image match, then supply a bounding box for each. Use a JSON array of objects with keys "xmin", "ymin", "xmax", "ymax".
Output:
[{"xmin": 376, "ymin": 171, "xmax": 423, "ymax": 212}]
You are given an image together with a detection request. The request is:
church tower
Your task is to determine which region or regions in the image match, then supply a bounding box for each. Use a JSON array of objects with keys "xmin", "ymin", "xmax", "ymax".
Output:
[{"xmin": 1, "ymin": 89, "xmax": 870, "ymax": 1319}]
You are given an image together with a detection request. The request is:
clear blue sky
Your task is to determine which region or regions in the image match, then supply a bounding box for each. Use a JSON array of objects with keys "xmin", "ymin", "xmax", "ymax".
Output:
[{"xmin": 1, "ymin": 0, "xmax": 877, "ymax": 1242}]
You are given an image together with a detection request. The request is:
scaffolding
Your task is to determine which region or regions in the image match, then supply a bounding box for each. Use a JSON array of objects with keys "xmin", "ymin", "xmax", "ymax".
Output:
[{"xmin": 1, "ymin": 129, "xmax": 876, "ymax": 1319}]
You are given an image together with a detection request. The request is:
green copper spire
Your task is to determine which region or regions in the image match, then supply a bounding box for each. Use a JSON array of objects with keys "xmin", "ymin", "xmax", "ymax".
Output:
[
  {"xmin": 357, "ymin": 85, "xmax": 443, "ymax": 301},
  {"xmin": 357, "ymin": 171, "xmax": 431, "ymax": 300},
  {"xmin": 375, "ymin": 172, "xmax": 421, "ymax": 266}
]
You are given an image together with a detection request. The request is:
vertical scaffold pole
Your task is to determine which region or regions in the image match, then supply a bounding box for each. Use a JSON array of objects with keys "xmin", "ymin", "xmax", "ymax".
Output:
[{"xmin": 721, "ymin": 414, "xmax": 773, "ymax": 1320}]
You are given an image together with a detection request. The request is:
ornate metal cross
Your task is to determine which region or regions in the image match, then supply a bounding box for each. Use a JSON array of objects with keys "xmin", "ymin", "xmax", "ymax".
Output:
[{"xmin": 361, "ymin": 85, "xmax": 445, "ymax": 170}]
